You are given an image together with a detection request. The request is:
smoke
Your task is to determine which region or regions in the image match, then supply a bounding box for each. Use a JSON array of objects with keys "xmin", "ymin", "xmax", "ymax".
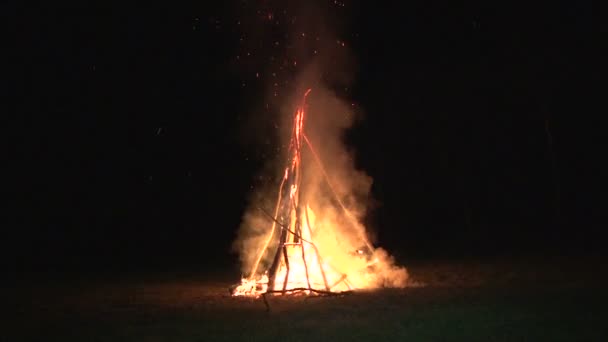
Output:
[{"xmin": 232, "ymin": 1, "xmax": 408, "ymax": 288}]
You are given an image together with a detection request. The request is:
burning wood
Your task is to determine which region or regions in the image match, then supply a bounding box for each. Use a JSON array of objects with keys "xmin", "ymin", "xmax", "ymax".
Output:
[{"xmin": 232, "ymin": 89, "xmax": 407, "ymax": 297}]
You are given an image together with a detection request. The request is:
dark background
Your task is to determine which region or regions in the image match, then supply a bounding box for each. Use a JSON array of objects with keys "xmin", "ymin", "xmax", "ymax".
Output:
[{"xmin": 5, "ymin": 2, "xmax": 604, "ymax": 275}]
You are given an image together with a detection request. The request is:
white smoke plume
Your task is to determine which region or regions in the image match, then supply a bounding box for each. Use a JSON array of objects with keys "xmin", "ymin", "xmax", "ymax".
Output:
[{"xmin": 232, "ymin": 0, "xmax": 408, "ymax": 289}]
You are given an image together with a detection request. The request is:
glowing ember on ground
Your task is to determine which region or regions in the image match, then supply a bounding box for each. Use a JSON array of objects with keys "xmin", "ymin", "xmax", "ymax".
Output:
[{"xmin": 232, "ymin": 89, "xmax": 408, "ymax": 297}]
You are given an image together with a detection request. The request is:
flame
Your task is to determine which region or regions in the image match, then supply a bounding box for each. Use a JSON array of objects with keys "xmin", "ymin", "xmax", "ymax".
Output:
[{"xmin": 232, "ymin": 89, "xmax": 408, "ymax": 297}]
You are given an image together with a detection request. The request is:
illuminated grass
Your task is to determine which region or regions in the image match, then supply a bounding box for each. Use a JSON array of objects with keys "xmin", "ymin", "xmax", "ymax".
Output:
[{"xmin": 6, "ymin": 258, "xmax": 607, "ymax": 341}]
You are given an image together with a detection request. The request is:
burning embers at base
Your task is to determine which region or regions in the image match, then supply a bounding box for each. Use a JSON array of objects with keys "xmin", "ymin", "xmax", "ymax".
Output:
[{"xmin": 231, "ymin": 89, "xmax": 407, "ymax": 297}]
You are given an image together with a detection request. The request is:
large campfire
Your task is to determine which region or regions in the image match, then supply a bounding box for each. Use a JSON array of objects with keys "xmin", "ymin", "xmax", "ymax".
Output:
[{"xmin": 231, "ymin": 89, "xmax": 407, "ymax": 297}]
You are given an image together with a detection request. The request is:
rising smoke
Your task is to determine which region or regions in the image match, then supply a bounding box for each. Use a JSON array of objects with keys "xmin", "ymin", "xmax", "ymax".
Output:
[{"xmin": 231, "ymin": 0, "xmax": 408, "ymax": 288}]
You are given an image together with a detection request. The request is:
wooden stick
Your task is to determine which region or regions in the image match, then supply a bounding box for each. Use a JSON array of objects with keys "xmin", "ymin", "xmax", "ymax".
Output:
[
  {"xmin": 259, "ymin": 206, "xmax": 330, "ymax": 291},
  {"xmin": 281, "ymin": 243, "xmax": 290, "ymax": 292}
]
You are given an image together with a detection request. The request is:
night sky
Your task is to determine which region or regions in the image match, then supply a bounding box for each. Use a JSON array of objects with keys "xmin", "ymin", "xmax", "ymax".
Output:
[{"xmin": 5, "ymin": 2, "xmax": 604, "ymax": 274}]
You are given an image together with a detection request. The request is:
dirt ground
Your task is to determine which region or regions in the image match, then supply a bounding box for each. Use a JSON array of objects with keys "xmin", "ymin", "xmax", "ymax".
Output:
[{"xmin": 5, "ymin": 255, "xmax": 608, "ymax": 341}]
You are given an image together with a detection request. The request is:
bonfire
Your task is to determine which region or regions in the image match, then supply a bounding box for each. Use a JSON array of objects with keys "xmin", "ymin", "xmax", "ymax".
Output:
[{"xmin": 231, "ymin": 89, "xmax": 407, "ymax": 297}]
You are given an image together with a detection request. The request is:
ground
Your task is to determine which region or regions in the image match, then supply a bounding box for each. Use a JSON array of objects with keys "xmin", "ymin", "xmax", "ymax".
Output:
[{"xmin": 6, "ymin": 255, "xmax": 608, "ymax": 341}]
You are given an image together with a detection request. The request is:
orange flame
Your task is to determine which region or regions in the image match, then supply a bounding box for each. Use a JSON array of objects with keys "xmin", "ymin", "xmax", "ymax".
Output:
[{"xmin": 232, "ymin": 88, "xmax": 408, "ymax": 297}]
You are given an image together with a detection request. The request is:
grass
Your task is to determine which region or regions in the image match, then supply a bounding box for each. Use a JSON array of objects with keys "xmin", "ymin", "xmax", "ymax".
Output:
[{"xmin": 5, "ymin": 255, "xmax": 608, "ymax": 341}]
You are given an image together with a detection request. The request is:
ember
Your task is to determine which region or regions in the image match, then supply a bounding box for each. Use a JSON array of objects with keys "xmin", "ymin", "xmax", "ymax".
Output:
[{"xmin": 232, "ymin": 89, "xmax": 408, "ymax": 297}]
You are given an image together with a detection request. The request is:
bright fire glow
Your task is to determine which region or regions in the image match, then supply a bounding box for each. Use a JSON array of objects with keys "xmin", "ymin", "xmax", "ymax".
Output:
[{"xmin": 232, "ymin": 89, "xmax": 407, "ymax": 297}]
